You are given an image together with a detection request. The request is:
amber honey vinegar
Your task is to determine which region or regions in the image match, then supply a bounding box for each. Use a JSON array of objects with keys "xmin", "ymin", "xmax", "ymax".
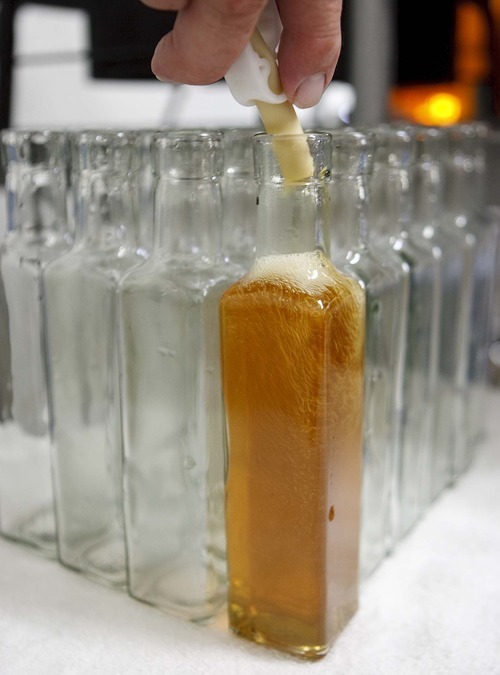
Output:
[{"xmin": 220, "ymin": 133, "xmax": 365, "ymax": 658}]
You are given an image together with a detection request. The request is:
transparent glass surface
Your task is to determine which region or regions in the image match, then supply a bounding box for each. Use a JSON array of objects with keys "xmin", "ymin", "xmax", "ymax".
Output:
[
  {"xmin": 0, "ymin": 129, "xmax": 71, "ymax": 554},
  {"xmin": 44, "ymin": 254, "xmax": 138, "ymax": 586},
  {"xmin": 137, "ymin": 129, "xmax": 156, "ymax": 257},
  {"xmin": 411, "ymin": 127, "xmax": 475, "ymax": 500},
  {"xmin": 370, "ymin": 126, "xmax": 441, "ymax": 538},
  {"xmin": 442, "ymin": 123, "xmax": 491, "ymax": 473},
  {"xmin": 396, "ymin": 237, "xmax": 441, "ymax": 535},
  {"xmin": 221, "ymin": 129, "xmax": 257, "ymax": 270},
  {"xmin": 464, "ymin": 210, "xmax": 496, "ymax": 459},
  {"xmin": 120, "ymin": 260, "xmax": 230, "ymax": 620},
  {"xmin": 356, "ymin": 264, "xmax": 408, "ymax": 576},
  {"xmin": 0, "ymin": 251, "xmax": 55, "ymax": 551},
  {"xmin": 414, "ymin": 226, "xmax": 472, "ymax": 500}
]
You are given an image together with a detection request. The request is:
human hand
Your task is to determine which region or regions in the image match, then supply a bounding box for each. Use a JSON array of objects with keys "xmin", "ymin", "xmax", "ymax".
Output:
[{"xmin": 140, "ymin": 0, "xmax": 343, "ymax": 109}]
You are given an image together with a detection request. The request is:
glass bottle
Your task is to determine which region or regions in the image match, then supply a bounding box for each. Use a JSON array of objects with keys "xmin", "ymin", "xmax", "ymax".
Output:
[
  {"xmin": 0, "ymin": 129, "xmax": 71, "ymax": 554},
  {"xmin": 220, "ymin": 133, "xmax": 365, "ymax": 659},
  {"xmin": 43, "ymin": 130, "xmax": 144, "ymax": 586},
  {"xmin": 119, "ymin": 130, "xmax": 230, "ymax": 621},
  {"xmin": 443, "ymin": 123, "xmax": 495, "ymax": 469},
  {"xmin": 371, "ymin": 126, "xmax": 441, "ymax": 538},
  {"xmin": 411, "ymin": 126, "xmax": 474, "ymax": 503},
  {"xmin": 221, "ymin": 129, "xmax": 258, "ymax": 271},
  {"xmin": 329, "ymin": 130, "xmax": 409, "ymax": 578}
]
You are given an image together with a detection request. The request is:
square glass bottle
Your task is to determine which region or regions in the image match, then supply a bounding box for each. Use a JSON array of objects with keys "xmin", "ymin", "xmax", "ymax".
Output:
[
  {"xmin": 220, "ymin": 133, "xmax": 365, "ymax": 658},
  {"xmin": 119, "ymin": 131, "xmax": 233, "ymax": 621},
  {"xmin": 43, "ymin": 130, "xmax": 144, "ymax": 586},
  {"xmin": 0, "ymin": 129, "xmax": 71, "ymax": 554}
]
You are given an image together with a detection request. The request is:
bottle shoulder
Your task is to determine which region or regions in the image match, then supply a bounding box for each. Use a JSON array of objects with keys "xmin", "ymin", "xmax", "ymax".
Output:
[
  {"xmin": 120, "ymin": 254, "xmax": 233, "ymax": 299},
  {"xmin": 344, "ymin": 247, "xmax": 406, "ymax": 290},
  {"xmin": 221, "ymin": 249, "xmax": 364, "ymax": 311},
  {"xmin": 1, "ymin": 230, "xmax": 72, "ymax": 269},
  {"xmin": 44, "ymin": 244, "xmax": 143, "ymax": 284}
]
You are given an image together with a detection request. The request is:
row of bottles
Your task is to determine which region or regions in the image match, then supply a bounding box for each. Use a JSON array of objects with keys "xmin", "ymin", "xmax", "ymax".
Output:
[{"xmin": 0, "ymin": 124, "xmax": 497, "ymax": 659}]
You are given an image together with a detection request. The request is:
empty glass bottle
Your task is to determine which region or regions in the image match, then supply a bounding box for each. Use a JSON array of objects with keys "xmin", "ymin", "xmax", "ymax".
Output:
[
  {"xmin": 371, "ymin": 126, "xmax": 441, "ymax": 538},
  {"xmin": 220, "ymin": 133, "xmax": 365, "ymax": 658},
  {"xmin": 0, "ymin": 129, "xmax": 71, "ymax": 554},
  {"xmin": 330, "ymin": 130, "xmax": 409, "ymax": 578},
  {"xmin": 43, "ymin": 130, "xmax": 144, "ymax": 586},
  {"xmin": 411, "ymin": 126, "xmax": 473, "ymax": 502},
  {"xmin": 119, "ymin": 130, "xmax": 230, "ymax": 621},
  {"xmin": 221, "ymin": 129, "xmax": 258, "ymax": 271},
  {"xmin": 443, "ymin": 123, "xmax": 495, "ymax": 469}
]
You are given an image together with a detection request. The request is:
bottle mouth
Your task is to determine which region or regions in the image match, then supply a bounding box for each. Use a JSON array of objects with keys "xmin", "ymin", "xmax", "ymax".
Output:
[
  {"xmin": 152, "ymin": 130, "xmax": 224, "ymax": 180},
  {"xmin": 253, "ymin": 132, "xmax": 332, "ymax": 185},
  {"xmin": 330, "ymin": 130, "xmax": 374, "ymax": 178},
  {"xmin": 1, "ymin": 129, "xmax": 67, "ymax": 169},
  {"xmin": 69, "ymin": 130, "xmax": 140, "ymax": 176}
]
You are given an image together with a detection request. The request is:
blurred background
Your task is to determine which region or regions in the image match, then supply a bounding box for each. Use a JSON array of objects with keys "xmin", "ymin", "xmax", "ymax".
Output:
[
  {"xmin": 0, "ymin": 1, "xmax": 499, "ymax": 132},
  {"xmin": 0, "ymin": 1, "xmax": 499, "ymax": 214},
  {"xmin": 1, "ymin": 0, "xmax": 500, "ymax": 202}
]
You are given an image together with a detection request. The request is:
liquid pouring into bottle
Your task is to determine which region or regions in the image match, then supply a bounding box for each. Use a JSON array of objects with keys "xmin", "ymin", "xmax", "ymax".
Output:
[{"xmin": 224, "ymin": 0, "xmax": 314, "ymax": 182}]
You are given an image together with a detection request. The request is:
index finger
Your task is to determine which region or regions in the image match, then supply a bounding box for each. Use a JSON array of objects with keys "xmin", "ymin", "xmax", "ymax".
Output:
[{"xmin": 150, "ymin": 0, "xmax": 268, "ymax": 85}]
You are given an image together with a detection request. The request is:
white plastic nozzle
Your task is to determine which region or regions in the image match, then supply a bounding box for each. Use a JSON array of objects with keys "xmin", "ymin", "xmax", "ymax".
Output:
[{"xmin": 225, "ymin": 0, "xmax": 287, "ymax": 107}]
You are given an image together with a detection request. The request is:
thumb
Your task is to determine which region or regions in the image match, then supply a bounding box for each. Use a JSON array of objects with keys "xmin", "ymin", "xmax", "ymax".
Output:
[{"xmin": 277, "ymin": 0, "xmax": 343, "ymax": 108}]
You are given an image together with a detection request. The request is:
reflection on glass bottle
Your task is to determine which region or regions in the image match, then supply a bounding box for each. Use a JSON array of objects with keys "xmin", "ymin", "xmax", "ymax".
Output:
[
  {"xmin": 43, "ymin": 131, "xmax": 144, "ymax": 586},
  {"xmin": 0, "ymin": 130, "xmax": 72, "ymax": 554},
  {"xmin": 443, "ymin": 123, "xmax": 495, "ymax": 472},
  {"xmin": 330, "ymin": 130, "xmax": 409, "ymax": 578},
  {"xmin": 371, "ymin": 127, "xmax": 441, "ymax": 538},
  {"xmin": 120, "ymin": 131, "xmax": 231, "ymax": 621},
  {"xmin": 221, "ymin": 133, "xmax": 365, "ymax": 658},
  {"xmin": 221, "ymin": 129, "xmax": 258, "ymax": 271},
  {"xmin": 411, "ymin": 126, "xmax": 473, "ymax": 503},
  {"xmin": 137, "ymin": 128, "xmax": 156, "ymax": 258}
]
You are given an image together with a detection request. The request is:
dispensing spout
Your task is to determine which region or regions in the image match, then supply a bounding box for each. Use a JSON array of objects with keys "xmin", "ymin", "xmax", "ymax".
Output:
[{"xmin": 225, "ymin": 0, "xmax": 314, "ymax": 182}]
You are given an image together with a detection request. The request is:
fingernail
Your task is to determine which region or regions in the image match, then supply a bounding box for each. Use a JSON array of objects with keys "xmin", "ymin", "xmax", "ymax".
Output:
[{"xmin": 294, "ymin": 73, "xmax": 326, "ymax": 109}]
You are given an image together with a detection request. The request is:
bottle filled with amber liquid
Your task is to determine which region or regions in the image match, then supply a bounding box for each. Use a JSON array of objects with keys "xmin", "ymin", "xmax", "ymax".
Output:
[{"xmin": 220, "ymin": 132, "xmax": 365, "ymax": 659}]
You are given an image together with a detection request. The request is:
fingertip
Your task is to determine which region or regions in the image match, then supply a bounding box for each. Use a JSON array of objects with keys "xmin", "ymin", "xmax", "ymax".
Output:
[
  {"xmin": 292, "ymin": 73, "xmax": 327, "ymax": 109},
  {"xmin": 277, "ymin": 0, "xmax": 342, "ymax": 106},
  {"xmin": 150, "ymin": 12, "xmax": 250, "ymax": 86},
  {"xmin": 151, "ymin": 33, "xmax": 171, "ymax": 81}
]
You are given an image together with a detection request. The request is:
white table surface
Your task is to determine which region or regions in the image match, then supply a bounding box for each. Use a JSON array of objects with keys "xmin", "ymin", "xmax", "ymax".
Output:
[{"xmin": 1, "ymin": 389, "xmax": 499, "ymax": 675}]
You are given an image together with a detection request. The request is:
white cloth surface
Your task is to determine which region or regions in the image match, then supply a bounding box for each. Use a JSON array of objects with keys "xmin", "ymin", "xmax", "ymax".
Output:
[{"xmin": 1, "ymin": 390, "xmax": 499, "ymax": 675}]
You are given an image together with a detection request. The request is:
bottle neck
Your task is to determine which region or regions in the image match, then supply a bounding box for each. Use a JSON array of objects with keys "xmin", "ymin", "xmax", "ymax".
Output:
[
  {"xmin": 330, "ymin": 174, "xmax": 369, "ymax": 255},
  {"xmin": 155, "ymin": 176, "xmax": 222, "ymax": 260},
  {"xmin": 222, "ymin": 173, "xmax": 257, "ymax": 266},
  {"xmin": 444, "ymin": 154, "xmax": 476, "ymax": 227},
  {"xmin": 7, "ymin": 164, "xmax": 68, "ymax": 243},
  {"xmin": 413, "ymin": 160, "xmax": 443, "ymax": 236},
  {"xmin": 76, "ymin": 170, "xmax": 140, "ymax": 252},
  {"xmin": 371, "ymin": 166, "xmax": 413, "ymax": 242},
  {"xmin": 254, "ymin": 180, "xmax": 329, "ymax": 258}
]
